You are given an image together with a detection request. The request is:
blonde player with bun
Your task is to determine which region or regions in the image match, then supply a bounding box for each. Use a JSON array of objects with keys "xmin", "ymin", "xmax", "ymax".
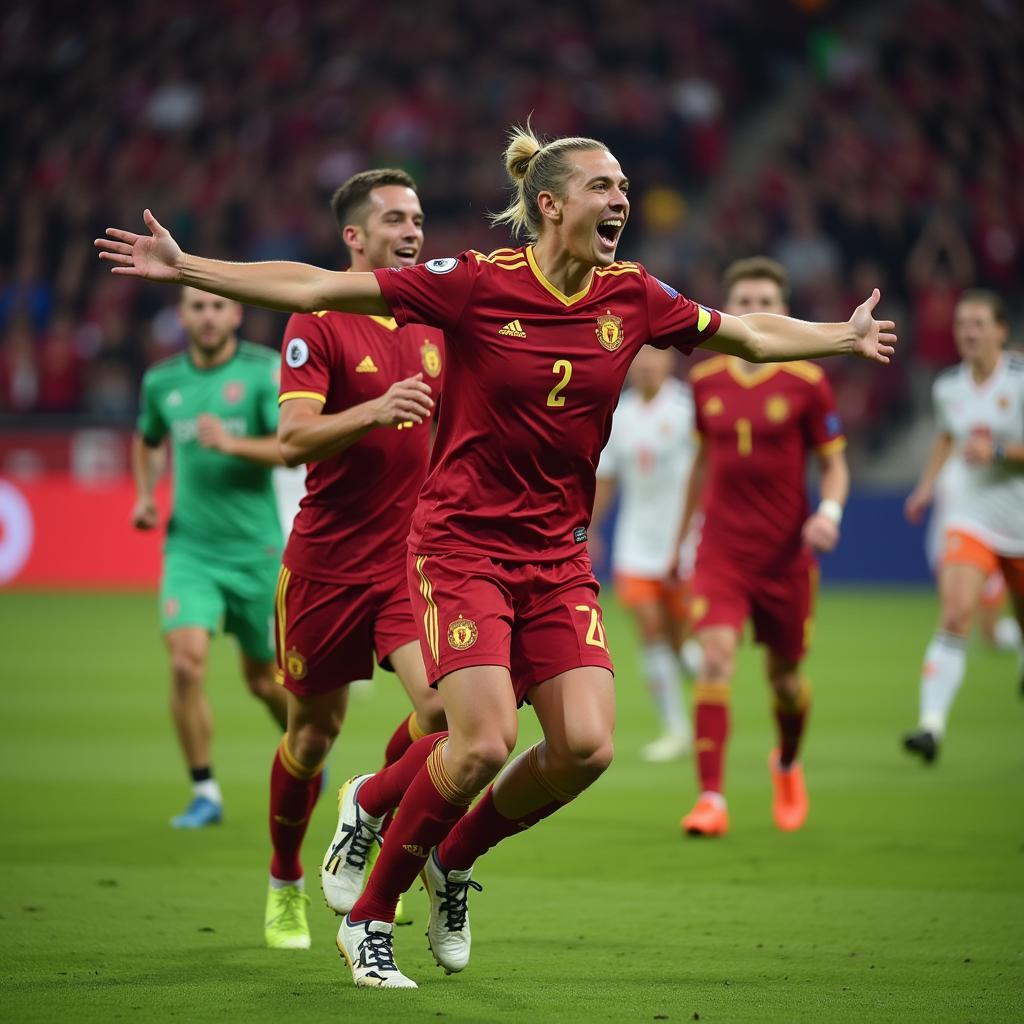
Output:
[{"xmin": 98, "ymin": 122, "xmax": 896, "ymax": 989}]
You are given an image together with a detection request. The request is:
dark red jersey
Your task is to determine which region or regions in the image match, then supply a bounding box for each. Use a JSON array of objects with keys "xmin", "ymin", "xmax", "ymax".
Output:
[
  {"xmin": 690, "ymin": 355, "xmax": 845, "ymax": 571},
  {"xmin": 278, "ymin": 310, "xmax": 445, "ymax": 583},
  {"xmin": 375, "ymin": 247, "xmax": 720, "ymax": 562}
]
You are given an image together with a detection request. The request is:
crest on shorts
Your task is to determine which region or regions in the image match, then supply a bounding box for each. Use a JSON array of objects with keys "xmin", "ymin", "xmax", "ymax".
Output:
[
  {"xmin": 765, "ymin": 395, "xmax": 789, "ymax": 423},
  {"xmin": 447, "ymin": 615, "xmax": 478, "ymax": 651},
  {"xmin": 690, "ymin": 596, "xmax": 709, "ymax": 623},
  {"xmin": 286, "ymin": 648, "xmax": 307, "ymax": 680},
  {"xmin": 595, "ymin": 312, "xmax": 624, "ymax": 352},
  {"xmin": 421, "ymin": 341, "xmax": 442, "ymax": 378},
  {"xmin": 223, "ymin": 381, "xmax": 245, "ymax": 404}
]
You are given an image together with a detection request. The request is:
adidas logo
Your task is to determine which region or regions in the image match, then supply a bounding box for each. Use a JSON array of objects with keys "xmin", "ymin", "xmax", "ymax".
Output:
[
  {"xmin": 402, "ymin": 843, "xmax": 430, "ymax": 859},
  {"xmin": 356, "ymin": 356, "xmax": 378, "ymax": 373},
  {"xmin": 498, "ymin": 319, "xmax": 527, "ymax": 338}
]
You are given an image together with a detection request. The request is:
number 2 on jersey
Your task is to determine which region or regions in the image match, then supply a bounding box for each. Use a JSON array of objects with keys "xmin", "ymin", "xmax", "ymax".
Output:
[
  {"xmin": 574, "ymin": 604, "xmax": 607, "ymax": 648},
  {"xmin": 547, "ymin": 359, "xmax": 573, "ymax": 408}
]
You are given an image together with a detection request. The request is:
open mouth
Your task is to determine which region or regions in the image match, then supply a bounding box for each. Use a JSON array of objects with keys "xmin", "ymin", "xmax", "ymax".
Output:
[
  {"xmin": 596, "ymin": 218, "xmax": 624, "ymax": 250},
  {"xmin": 394, "ymin": 246, "xmax": 419, "ymax": 265}
]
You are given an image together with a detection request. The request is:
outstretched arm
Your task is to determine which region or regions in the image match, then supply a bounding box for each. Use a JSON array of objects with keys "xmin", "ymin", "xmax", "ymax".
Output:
[
  {"xmin": 703, "ymin": 289, "xmax": 897, "ymax": 365},
  {"xmin": 96, "ymin": 210, "xmax": 389, "ymax": 316}
]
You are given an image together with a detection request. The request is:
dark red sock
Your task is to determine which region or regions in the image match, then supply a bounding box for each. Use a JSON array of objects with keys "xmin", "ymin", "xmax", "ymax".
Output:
[
  {"xmin": 382, "ymin": 712, "xmax": 423, "ymax": 768},
  {"xmin": 775, "ymin": 683, "xmax": 811, "ymax": 767},
  {"xmin": 351, "ymin": 739, "xmax": 470, "ymax": 923},
  {"xmin": 437, "ymin": 786, "xmax": 563, "ymax": 871},
  {"xmin": 358, "ymin": 731, "xmax": 446, "ymax": 818},
  {"xmin": 268, "ymin": 739, "xmax": 322, "ymax": 881},
  {"xmin": 694, "ymin": 682, "xmax": 730, "ymax": 794}
]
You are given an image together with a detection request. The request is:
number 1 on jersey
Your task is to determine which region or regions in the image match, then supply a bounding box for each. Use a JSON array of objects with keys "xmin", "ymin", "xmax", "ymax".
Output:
[
  {"xmin": 547, "ymin": 359, "xmax": 573, "ymax": 408},
  {"xmin": 735, "ymin": 417, "xmax": 753, "ymax": 456}
]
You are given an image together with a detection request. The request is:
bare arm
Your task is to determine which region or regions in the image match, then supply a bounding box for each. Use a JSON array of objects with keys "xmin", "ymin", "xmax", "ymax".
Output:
[
  {"xmin": 905, "ymin": 432, "xmax": 954, "ymax": 524},
  {"xmin": 131, "ymin": 433, "xmax": 166, "ymax": 529},
  {"xmin": 278, "ymin": 375, "xmax": 435, "ymax": 467},
  {"xmin": 703, "ymin": 290, "xmax": 896, "ymax": 365},
  {"xmin": 96, "ymin": 210, "xmax": 389, "ymax": 316},
  {"xmin": 674, "ymin": 438, "xmax": 707, "ymax": 568},
  {"xmin": 196, "ymin": 415, "xmax": 284, "ymax": 467},
  {"xmin": 802, "ymin": 447, "xmax": 850, "ymax": 553}
]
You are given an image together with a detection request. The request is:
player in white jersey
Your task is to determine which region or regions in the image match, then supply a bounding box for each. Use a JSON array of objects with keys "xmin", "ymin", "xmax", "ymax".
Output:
[
  {"xmin": 592, "ymin": 345, "xmax": 701, "ymax": 761},
  {"xmin": 904, "ymin": 290, "xmax": 1024, "ymax": 762},
  {"xmin": 927, "ymin": 455, "xmax": 1022, "ymax": 652}
]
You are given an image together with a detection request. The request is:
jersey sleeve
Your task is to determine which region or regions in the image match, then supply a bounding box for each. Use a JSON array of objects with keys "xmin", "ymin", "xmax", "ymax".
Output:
[
  {"xmin": 806, "ymin": 371, "xmax": 846, "ymax": 454},
  {"xmin": 279, "ymin": 314, "xmax": 335, "ymax": 406},
  {"xmin": 373, "ymin": 253, "xmax": 478, "ymax": 334},
  {"xmin": 136, "ymin": 370, "xmax": 167, "ymax": 446},
  {"xmin": 643, "ymin": 271, "xmax": 721, "ymax": 354}
]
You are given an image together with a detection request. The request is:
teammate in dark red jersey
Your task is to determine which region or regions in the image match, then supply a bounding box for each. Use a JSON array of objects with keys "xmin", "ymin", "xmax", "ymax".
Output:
[
  {"xmin": 260, "ymin": 169, "xmax": 447, "ymax": 951},
  {"xmin": 677, "ymin": 258, "xmax": 849, "ymax": 839},
  {"xmin": 97, "ymin": 125, "xmax": 896, "ymax": 988}
]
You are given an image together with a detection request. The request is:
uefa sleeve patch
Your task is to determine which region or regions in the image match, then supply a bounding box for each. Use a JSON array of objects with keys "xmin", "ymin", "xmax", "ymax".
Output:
[
  {"xmin": 285, "ymin": 338, "xmax": 309, "ymax": 368},
  {"xmin": 425, "ymin": 257, "xmax": 458, "ymax": 275},
  {"xmin": 826, "ymin": 412, "xmax": 843, "ymax": 437},
  {"xmin": 656, "ymin": 278, "xmax": 680, "ymax": 299}
]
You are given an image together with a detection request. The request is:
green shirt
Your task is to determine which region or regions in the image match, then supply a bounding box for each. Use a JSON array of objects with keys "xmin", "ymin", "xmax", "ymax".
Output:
[{"xmin": 137, "ymin": 341, "xmax": 283, "ymax": 562}]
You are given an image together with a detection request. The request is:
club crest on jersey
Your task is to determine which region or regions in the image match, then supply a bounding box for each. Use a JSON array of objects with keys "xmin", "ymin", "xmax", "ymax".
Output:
[
  {"xmin": 167, "ymin": 390, "xmax": 182, "ymax": 407},
  {"xmin": 285, "ymin": 648, "xmax": 307, "ymax": 680},
  {"xmin": 703, "ymin": 396, "xmax": 724, "ymax": 416},
  {"xmin": 223, "ymin": 381, "xmax": 245, "ymax": 404},
  {"xmin": 421, "ymin": 341, "xmax": 442, "ymax": 378},
  {"xmin": 426, "ymin": 257, "xmax": 458, "ymax": 275},
  {"xmin": 998, "ymin": 394, "xmax": 1011, "ymax": 411},
  {"xmin": 765, "ymin": 395, "xmax": 789, "ymax": 423},
  {"xmin": 164, "ymin": 597, "xmax": 180, "ymax": 619},
  {"xmin": 286, "ymin": 338, "xmax": 310, "ymax": 368},
  {"xmin": 595, "ymin": 312, "xmax": 624, "ymax": 351},
  {"xmin": 447, "ymin": 615, "xmax": 478, "ymax": 651}
]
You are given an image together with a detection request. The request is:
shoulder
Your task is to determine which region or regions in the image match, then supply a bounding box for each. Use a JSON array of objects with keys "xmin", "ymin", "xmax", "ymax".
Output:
[
  {"xmin": 933, "ymin": 363, "xmax": 962, "ymax": 397},
  {"xmin": 1005, "ymin": 351, "xmax": 1024, "ymax": 377},
  {"xmin": 689, "ymin": 354, "xmax": 730, "ymax": 385},
  {"xmin": 595, "ymin": 259, "xmax": 643, "ymax": 282},
  {"xmin": 779, "ymin": 360, "xmax": 825, "ymax": 386},
  {"xmin": 237, "ymin": 340, "xmax": 278, "ymax": 364},
  {"xmin": 142, "ymin": 352, "xmax": 188, "ymax": 386}
]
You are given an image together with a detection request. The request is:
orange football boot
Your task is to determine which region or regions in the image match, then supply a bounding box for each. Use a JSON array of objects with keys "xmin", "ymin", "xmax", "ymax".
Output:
[
  {"xmin": 770, "ymin": 750, "xmax": 808, "ymax": 831},
  {"xmin": 681, "ymin": 794, "xmax": 729, "ymax": 837}
]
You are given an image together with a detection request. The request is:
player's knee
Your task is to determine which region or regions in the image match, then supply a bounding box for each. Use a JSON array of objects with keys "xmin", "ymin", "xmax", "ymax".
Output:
[
  {"xmin": 244, "ymin": 668, "xmax": 277, "ymax": 700},
  {"xmin": 169, "ymin": 649, "xmax": 204, "ymax": 689},
  {"xmin": 289, "ymin": 721, "xmax": 337, "ymax": 766},
  {"xmin": 939, "ymin": 603, "xmax": 972, "ymax": 637},
  {"xmin": 700, "ymin": 651, "xmax": 733, "ymax": 682},
  {"xmin": 452, "ymin": 736, "xmax": 513, "ymax": 791},
  {"xmin": 567, "ymin": 734, "xmax": 614, "ymax": 778},
  {"xmin": 413, "ymin": 690, "xmax": 447, "ymax": 733}
]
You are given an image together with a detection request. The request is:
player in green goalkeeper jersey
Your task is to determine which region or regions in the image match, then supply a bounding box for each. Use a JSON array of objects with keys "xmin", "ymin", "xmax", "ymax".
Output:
[{"xmin": 134, "ymin": 287, "xmax": 289, "ymax": 828}]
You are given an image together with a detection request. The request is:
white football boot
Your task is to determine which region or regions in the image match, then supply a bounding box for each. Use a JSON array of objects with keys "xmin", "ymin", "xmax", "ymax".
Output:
[
  {"xmin": 336, "ymin": 916, "xmax": 417, "ymax": 988},
  {"xmin": 321, "ymin": 774, "xmax": 384, "ymax": 915},
  {"xmin": 422, "ymin": 848, "xmax": 482, "ymax": 974}
]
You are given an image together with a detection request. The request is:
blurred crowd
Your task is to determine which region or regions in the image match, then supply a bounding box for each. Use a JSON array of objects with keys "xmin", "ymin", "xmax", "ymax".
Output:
[{"xmin": 1, "ymin": 0, "xmax": 1020, "ymax": 450}]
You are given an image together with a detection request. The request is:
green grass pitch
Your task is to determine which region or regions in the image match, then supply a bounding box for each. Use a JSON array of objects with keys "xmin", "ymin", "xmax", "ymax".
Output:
[{"xmin": 1, "ymin": 588, "xmax": 1021, "ymax": 1023}]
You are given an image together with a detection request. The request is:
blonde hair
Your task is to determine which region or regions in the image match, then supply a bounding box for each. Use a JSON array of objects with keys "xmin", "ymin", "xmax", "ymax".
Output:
[{"xmin": 490, "ymin": 122, "xmax": 609, "ymax": 241}]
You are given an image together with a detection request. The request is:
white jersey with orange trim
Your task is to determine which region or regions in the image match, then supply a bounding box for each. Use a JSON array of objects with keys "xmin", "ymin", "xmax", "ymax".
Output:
[
  {"xmin": 597, "ymin": 377, "xmax": 697, "ymax": 577},
  {"xmin": 934, "ymin": 352, "xmax": 1024, "ymax": 556}
]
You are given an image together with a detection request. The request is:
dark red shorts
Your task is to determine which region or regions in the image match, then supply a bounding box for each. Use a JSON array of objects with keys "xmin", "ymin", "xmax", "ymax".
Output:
[
  {"xmin": 690, "ymin": 551, "xmax": 818, "ymax": 663},
  {"xmin": 408, "ymin": 550, "xmax": 614, "ymax": 703},
  {"xmin": 274, "ymin": 566, "xmax": 419, "ymax": 696}
]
